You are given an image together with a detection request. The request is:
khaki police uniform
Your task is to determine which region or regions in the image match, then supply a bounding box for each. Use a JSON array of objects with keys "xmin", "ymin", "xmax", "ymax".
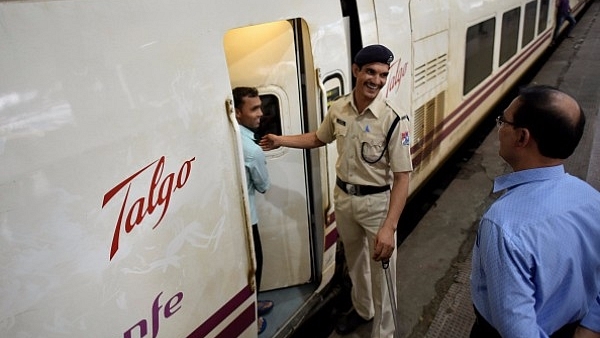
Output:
[{"xmin": 316, "ymin": 92, "xmax": 412, "ymax": 338}]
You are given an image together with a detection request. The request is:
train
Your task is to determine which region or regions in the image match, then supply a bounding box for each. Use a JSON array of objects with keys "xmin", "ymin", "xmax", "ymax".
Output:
[{"xmin": 0, "ymin": 0, "xmax": 590, "ymax": 337}]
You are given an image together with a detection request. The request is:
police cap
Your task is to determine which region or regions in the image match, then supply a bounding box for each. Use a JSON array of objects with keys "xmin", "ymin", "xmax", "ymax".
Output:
[{"xmin": 353, "ymin": 44, "xmax": 394, "ymax": 67}]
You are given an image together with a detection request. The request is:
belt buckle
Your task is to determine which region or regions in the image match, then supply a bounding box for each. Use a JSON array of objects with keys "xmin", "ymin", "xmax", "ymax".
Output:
[{"xmin": 346, "ymin": 183, "xmax": 357, "ymax": 195}]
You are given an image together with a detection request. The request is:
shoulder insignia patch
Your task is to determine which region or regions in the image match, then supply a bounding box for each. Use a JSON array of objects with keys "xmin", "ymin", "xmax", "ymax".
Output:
[{"xmin": 401, "ymin": 131, "xmax": 410, "ymax": 146}]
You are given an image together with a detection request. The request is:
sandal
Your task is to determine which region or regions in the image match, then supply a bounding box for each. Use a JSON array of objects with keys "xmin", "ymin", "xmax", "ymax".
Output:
[
  {"xmin": 257, "ymin": 300, "xmax": 274, "ymax": 316},
  {"xmin": 257, "ymin": 317, "xmax": 267, "ymax": 334}
]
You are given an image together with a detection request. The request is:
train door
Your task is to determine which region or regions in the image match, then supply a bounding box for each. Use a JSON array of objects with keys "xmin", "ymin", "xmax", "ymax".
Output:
[{"xmin": 224, "ymin": 21, "xmax": 312, "ymax": 291}]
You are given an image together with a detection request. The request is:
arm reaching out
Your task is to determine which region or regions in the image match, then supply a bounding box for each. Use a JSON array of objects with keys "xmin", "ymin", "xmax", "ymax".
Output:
[{"xmin": 260, "ymin": 132, "xmax": 326, "ymax": 150}]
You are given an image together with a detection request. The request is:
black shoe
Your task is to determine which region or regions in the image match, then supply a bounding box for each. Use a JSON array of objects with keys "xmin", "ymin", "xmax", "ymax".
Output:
[{"xmin": 335, "ymin": 309, "xmax": 372, "ymax": 335}]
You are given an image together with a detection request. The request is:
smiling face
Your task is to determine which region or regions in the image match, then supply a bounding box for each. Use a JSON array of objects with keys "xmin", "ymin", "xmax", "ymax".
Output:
[
  {"xmin": 235, "ymin": 95, "xmax": 263, "ymax": 130},
  {"xmin": 352, "ymin": 62, "xmax": 390, "ymax": 103}
]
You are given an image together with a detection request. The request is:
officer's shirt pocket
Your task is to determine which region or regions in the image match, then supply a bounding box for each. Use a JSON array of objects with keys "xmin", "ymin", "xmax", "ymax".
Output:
[{"xmin": 360, "ymin": 133, "xmax": 386, "ymax": 164}]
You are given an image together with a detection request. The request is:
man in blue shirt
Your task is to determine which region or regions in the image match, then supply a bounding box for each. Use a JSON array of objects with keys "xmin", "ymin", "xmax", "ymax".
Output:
[
  {"xmin": 233, "ymin": 87, "xmax": 272, "ymax": 335},
  {"xmin": 470, "ymin": 85, "xmax": 600, "ymax": 338}
]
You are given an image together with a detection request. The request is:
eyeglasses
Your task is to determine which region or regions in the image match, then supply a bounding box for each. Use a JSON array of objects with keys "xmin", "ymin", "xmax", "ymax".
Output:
[{"xmin": 496, "ymin": 114, "xmax": 518, "ymax": 128}]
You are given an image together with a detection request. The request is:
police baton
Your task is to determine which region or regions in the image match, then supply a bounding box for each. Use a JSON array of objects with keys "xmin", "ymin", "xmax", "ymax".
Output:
[{"xmin": 382, "ymin": 259, "xmax": 400, "ymax": 338}]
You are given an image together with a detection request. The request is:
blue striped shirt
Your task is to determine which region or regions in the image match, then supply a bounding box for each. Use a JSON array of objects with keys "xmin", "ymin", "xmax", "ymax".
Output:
[{"xmin": 471, "ymin": 165, "xmax": 600, "ymax": 337}]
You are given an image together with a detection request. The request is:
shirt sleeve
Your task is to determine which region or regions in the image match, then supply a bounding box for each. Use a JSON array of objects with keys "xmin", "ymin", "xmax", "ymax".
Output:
[
  {"xmin": 388, "ymin": 113, "xmax": 413, "ymax": 173},
  {"xmin": 316, "ymin": 109, "xmax": 336, "ymax": 144},
  {"xmin": 477, "ymin": 218, "xmax": 549, "ymax": 338}
]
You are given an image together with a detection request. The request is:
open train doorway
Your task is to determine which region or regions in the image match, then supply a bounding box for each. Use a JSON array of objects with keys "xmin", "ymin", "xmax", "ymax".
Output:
[{"xmin": 224, "ymin": 19, "xmax": 322, "ymax": 335}]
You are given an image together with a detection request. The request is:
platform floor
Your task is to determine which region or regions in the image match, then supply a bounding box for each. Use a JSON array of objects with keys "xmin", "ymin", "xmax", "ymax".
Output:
[{"xmin": 410, "ymin": 2, "xmax": 600, "ymax": 337}]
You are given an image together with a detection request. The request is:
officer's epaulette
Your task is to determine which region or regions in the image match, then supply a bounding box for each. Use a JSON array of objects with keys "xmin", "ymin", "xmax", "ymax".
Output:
[
  {"xmin": 332, "ymin": 93, "xmax": 351, "ymax": 103},
  {"xmin": 384, "ymin": 99, "xmax": 410, "ymax": 121}
]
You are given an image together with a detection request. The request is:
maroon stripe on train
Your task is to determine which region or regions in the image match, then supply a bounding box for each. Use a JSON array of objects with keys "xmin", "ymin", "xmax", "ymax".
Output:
[
  {"xmin": 410, "ymin": 30, "xmax": 552, "ymax": 168},
  {"xmin": 325, "ymin": 227, "xmax": 338, "ymax": 250},
  {"xmin": 215, "ymin": 304, "xmax": 256, "ymax": 338},
  {"xmin": 327, "ymin": 211, "xmax": 336, "ymax": 227},
  {"xmin": 187, "ymin": 285, "xmax": 253, "ymax": 338}
]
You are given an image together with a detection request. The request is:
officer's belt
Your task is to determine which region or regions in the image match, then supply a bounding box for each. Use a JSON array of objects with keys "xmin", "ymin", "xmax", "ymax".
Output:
[{"xmin": 336, "ymin": 177, "xmax": 390, "ymax": 196}]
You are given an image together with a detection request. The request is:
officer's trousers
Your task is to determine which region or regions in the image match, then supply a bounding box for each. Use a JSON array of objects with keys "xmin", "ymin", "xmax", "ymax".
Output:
[{"xmin": 334, "ymin": 186, "xmax": 397, "ymax": 338}]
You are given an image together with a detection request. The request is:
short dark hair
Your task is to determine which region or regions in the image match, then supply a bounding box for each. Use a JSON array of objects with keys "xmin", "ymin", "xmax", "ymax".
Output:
[
  {"xmin": 232, "ymin": 87, "xmax": 259, "ymax": 109},
  {"xmin": 513, "ymin": 85, "xmax": 585, "ymax": 159}
]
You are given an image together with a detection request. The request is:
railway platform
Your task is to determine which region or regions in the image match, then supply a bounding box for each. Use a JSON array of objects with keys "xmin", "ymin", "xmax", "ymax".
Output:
[
  {"xmin": 327, "ymin": 1, "xmax": 600, "ymax": 337},
  {"xmin": 400, "ymin": 2, "xmax": 600, "ymax": 337}
]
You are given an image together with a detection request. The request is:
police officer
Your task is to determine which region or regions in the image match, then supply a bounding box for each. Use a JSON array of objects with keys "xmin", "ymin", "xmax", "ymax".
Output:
[{"xmin": 260, "ymin": 44, "xmax": 412, "ymax": 338}]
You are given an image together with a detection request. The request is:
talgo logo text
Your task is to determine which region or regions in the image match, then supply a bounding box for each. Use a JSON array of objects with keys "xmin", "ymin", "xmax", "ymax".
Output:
[{"xmin": 102, "ymin": 156, "xmax": 195, "ymax": 260}]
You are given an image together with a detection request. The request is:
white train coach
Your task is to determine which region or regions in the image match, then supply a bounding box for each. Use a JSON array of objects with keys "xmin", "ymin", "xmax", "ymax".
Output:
[{"xmin": 0, "ymin": 0, "xmax": 589, "ymax": 337}]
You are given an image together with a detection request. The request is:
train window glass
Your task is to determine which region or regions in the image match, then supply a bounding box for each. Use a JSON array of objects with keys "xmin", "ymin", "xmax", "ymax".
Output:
[
  {"xmin": 323, "ymin": 73, "xmax": 344, "ymax": 121},
  {"xmin": 522, "ymin": 1, "xmax": 537, "ymax": 47},
  {"xmin": 327, "ymin": 87, "xmax": 341, "ymax": 104},
  {"xmin": 538, "ymin": 0, "xmax": 549, "ymax": 33},
  {"xmin": 463, "ymin": 18, "xmax": 495, "ymax": 95},
  {"xmin": 324, "ymin": 74, "xmax": 344, "ymax": 107},
  {"xmin": 255, "ymin": 94, "xmax": 282, "ymax": 139},
  {"xmin": 500, "ymin": 8, "xmax": 521, "ymax": 66}
]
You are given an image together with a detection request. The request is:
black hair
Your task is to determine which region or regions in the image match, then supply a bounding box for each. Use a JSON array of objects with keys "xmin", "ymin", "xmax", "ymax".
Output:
[
  {"xmin": 513, "ymin": 85, "xmax": 585, "ymax": 159},
  {"xmin": 232, "ymin": 87, "xmax": 259, "ymax": 109}
]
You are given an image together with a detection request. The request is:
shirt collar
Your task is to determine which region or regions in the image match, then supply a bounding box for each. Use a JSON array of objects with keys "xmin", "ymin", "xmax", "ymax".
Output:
[
  {"xmin": 240, "ymin": 125, "xmax": 255, "ymax": 140},
  {"xmin": 350, "ymin": 91, "xmax": 385, "ymax": 118},
  {"xmin": 493, "ymin": 165, "xmax": 565, "ymax": 193}
]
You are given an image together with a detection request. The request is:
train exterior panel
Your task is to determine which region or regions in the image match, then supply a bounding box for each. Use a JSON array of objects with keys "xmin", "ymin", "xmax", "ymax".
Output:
[
  {"xmin": 0, "ymin": 0, "xmax": 590, "ymax": 337},
  {"xmin": 408, "ymin": 0, "xmax": 588, "ymax": 194},
  {"xmin": 0, "ymin": 0, "xmax": 347, "ymax": 337}
]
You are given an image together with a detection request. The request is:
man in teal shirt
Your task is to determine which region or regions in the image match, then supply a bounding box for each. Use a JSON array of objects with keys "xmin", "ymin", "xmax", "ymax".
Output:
[{"xmin": 233, "ymin": 87, "xmax": 272, "ymax": 335}]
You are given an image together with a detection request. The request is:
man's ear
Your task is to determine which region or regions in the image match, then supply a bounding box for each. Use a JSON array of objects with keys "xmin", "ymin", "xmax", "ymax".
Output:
[
  {"xmin": 351, "ymin": 64, "xmax": 360, "ymax": 77},
  {"xmin": 517, "ymin": 128, "xmax": 531, "ymax": 146}
]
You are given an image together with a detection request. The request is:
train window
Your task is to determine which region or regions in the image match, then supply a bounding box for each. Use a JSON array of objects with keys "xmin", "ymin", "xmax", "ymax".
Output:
[
  {"xmin": 522, "ymin": 1, "xmax": 537, "ymax": 47},
  {"xmin": 327, "ymin": 86, "xmax": 341, "ymax": 104},
  {"xmin": 538, "ymin": 0, "xmax": 550, "ymax": 33},
  {"xmin": 254, "ymin": 94, "xmax": 282, "ymax": 139},
  {"xmin": 322, "ymin": 73, "xmax": 344, "ymax": 122},
  {"xmin": 463, "ymin": 18, "xmax": 495, "ymax": 95},
  {"xmin": 324, "ymin": 73, "xmax": 344, "ymax": 107},
  {"xmin": 500, "ymin": 8, "xmax": 521, "ymax": 66}
]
